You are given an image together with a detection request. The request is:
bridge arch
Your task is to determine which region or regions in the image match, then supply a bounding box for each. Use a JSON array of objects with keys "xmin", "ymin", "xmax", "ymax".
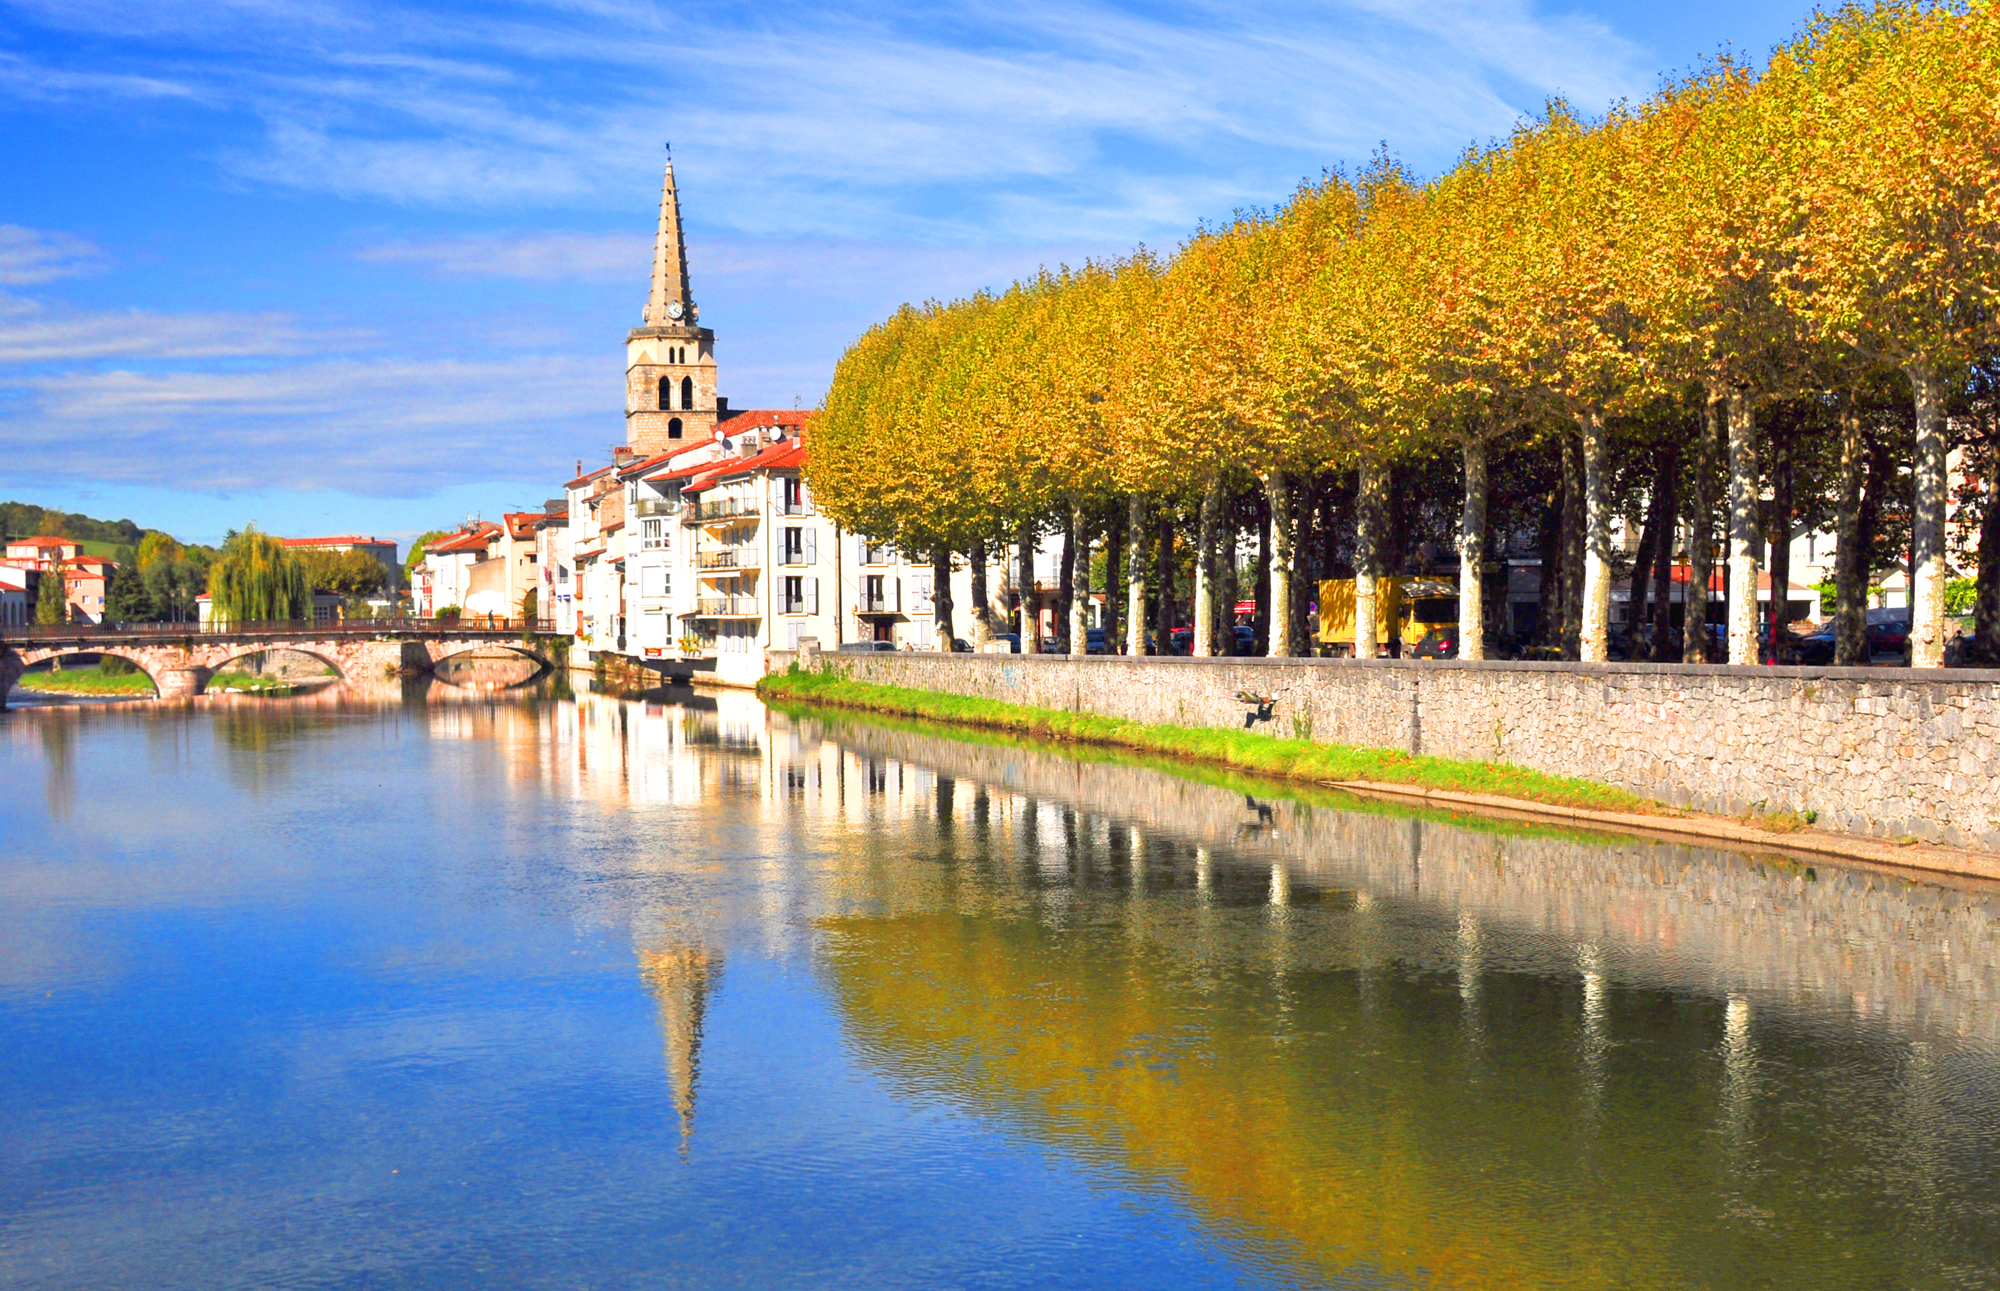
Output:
[
  {"xmin": 2, "ymin": 648, "xmax": 163, "ymax": 704},
  {"xmin": 428, "ymin": 642, "xmax": 553, "ymax": 691},
  {"xmin": 206, "ymin": 646, "xmax": 348, "ymax": 689}
]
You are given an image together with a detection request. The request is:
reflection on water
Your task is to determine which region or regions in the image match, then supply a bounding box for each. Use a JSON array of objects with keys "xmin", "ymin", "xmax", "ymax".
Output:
[{"xmin": 3, "ymin": 683, "xmax": 2000, "ymax": 1288}]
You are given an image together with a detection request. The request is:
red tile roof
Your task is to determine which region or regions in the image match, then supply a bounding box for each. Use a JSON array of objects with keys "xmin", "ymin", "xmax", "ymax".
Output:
[
  {"xmin": 718, "ymin": 409, "xmax": 815, "ymax": 431},
  {"xmin": 684, "ymin": 438, "xmax": 809, "ymax": 491},
  {"xmin": 565, "ymin": 464, "xmax": 616, "ymax": 489},
  {"xmin": 502, "ymin": 512, "xmax": 541, "ymax": 541},
  {"xmin": 424, "ymin": 526, "xmax": 498, "ymax": 555}
]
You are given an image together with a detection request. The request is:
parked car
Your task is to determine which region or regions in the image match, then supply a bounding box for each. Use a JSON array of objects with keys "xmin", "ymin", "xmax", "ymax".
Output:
[
  {"xmin": 1866, "ymin": 609, "xmax": 1911, "ymax": 662},
  {"xmin": 1084, "ymin": 628, "xmax": 1109, "ymax": 655},
  {"xmin": 837, "ymin": 640, "xmax": 898, "ymax": 652},
  {"xmin": 1233, "ymin": 624, "xmax": 1257, "ymax": 654},
  {"xmin": 1168, "ymin": 627, "xmax": 1193, "ymax": 655},
  {"xmin": 1793, "ymin": 620, "xmax": 1839, "ymax": 665},
  {"xmin": 985, "ymin": 633, "xmax": 1022, "ymax": 653},
  {"xmin": 1414, "ymin": 625, "xmax": 1459, "ymax": 659}
]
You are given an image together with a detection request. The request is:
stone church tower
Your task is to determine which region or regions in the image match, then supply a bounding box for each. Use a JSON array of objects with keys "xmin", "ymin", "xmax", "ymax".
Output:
[{"xmin": 626, "ymin": 160, "xmax": 720, "ymax": 456}]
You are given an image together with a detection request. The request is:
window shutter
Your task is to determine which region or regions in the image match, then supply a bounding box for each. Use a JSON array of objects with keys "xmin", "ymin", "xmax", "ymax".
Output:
[
  {"xmin": 808, "ymin": 578, "xmax": 819, "ymax": 615},
  {"xmin": 893, "ymin": 578, "xmax": 902, "ymax": 612},
  {"xmin": 804, "ymin": 528, "xmax": 816, "ymax": 565}
]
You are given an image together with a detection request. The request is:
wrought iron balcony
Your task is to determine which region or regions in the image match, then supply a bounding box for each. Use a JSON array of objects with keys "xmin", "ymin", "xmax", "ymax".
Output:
[
  {"xmin": 698, "ymin": 548, "xmax": 761, "ymax": 571},
  {"xmin": 696, "ymin": 596, "xmax": 760, "ymax": 618},
  {"xmin": 682, "ymin": 497, "xmax": 757, "ymax": 525}
]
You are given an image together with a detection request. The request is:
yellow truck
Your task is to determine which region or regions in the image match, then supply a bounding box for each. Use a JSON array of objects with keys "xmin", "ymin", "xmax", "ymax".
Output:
[{"xmin": 1316, "ymin": 578, "xmax": 1459, "ymax": 656}]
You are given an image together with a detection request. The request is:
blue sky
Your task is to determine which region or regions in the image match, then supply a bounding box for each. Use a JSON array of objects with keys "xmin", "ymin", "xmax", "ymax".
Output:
[{"xmin": 1, "ymin": 0, "xmax": 1813, "ymax": 547}]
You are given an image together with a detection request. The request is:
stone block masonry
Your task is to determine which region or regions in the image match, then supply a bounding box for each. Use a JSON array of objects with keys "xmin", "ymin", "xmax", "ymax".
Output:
[{"xmin": 767, "ymin": 652, "xmax": 2000, "ymax": 852}]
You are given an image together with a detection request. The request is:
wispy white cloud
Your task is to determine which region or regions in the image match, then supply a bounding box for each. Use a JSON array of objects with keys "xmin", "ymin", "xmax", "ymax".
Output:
[
  {"xmin": 0, "ymin": 51, "xmax": 204, "ymax": 103},
  {"xmin": 1, "ymin": 354, "xmax": 613, "ymax": 493},
  {"xmin": 356, "ymin": 230, "xmax": 648, "ymax": 279},
  {"xmin": 0, "ymin": 0, "xmax": 1652, "ymax": 239},
  {"xmin": 0, "ymin": 226, "xmax": 109, "ymax": 286},
  {"xmin": 0, "ymin": 295, "xmax": 321, "ymax": 363}
]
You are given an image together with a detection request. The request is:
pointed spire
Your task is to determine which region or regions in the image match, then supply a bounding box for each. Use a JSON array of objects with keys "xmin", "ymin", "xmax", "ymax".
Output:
[
  {"xmin": 642, "ymin": 157, "xmax": 695, "ymax": 328},
  {"xmin": 637, "ymin": 941, "xmax": 720, "ymax": 1154}
]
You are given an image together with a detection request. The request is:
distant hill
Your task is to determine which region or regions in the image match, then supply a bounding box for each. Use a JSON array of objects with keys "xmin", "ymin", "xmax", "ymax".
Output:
[{"xmin": 0, "ymin": 501, "xmax": 163, "ymax": 551}]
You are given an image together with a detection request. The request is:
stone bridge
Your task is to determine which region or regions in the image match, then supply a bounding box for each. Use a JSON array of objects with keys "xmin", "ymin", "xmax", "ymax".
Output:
[{"xmin": 0, "ymin": 624, "xmax": 559, "ymax": 706}]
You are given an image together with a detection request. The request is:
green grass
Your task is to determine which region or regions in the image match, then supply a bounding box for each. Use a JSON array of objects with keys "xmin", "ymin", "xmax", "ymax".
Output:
[
  {"xmin": 207, "ymin": 669, "xmax": 314, "ymax": 692},
  {"xmin": 757, "ymin": 668, "xmax": 1663, "ymax": 817},
  {"xmin": 15, "ymin": 664, "xmax": 156, "ymax": 695}
]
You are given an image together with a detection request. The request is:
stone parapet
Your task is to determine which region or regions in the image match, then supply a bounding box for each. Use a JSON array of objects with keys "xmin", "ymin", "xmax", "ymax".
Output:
[{"xmin": 767, "ymin": 653, "xmax": 2000, "ymax": 851}]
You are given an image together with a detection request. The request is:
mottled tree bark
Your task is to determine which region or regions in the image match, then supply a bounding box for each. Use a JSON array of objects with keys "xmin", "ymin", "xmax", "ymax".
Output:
[
  {"xmin": 1458, "ymin": 438, "xmax": 1488, "ymax": 661},
  {"xmin": 1155, "ymin": 513, "xmax": 1175, "ymax": 652},
  {"xmin": 1907, "ymin": 361, "xmax": 1949, "ymax": 668},
  {"xmin": 1193, "ymin": 477, "xmax": 1224, "ymax": 658},
  {"xmin": 1265, "ymin": 471, "xmax": 1296, "ymax": 657},
  {"xmin": 1626, "ymin": 480, "xmax": 1661, "ymax": 661},
  {"xmin": 1126, "ymin": 495, "xmax": 1147, "ymax": 656},
  {"xmin": 1064, "ymin": 502, "xmax": 1086, "ymax": 656},
  {"xmin": 968, "ymin": 539, "xmax": 990, "ymax": 643},
  {"xmin": 931, "ymin": 549, "xmax": 954, "ymax": 651},
  {"xmin": 1578, "ymin": 413, "xmax": 1612, "ymax": 663},
  {"xmin": 1560, "ymin": 434, "xmax": 1584, "ymax": 660},
  {"xmin": 1354, "ymin": 459, "xmax": 1387, "ymax": 658},
  {"xmin": 1017, "ymin": 524, "xmax": 1038, "ymax": 653},
  {"xmin": 1102, "ymin": 504, "xmax": 1121, "ymax": 654},
  {"xmin": 1684, "ymin": 396, "xmax": 1723, "ymax": 663},
  {"xmin": 1725, "ymin": 386, "xmax": 1761, "ymax": 666},
  {"xmin": 1649, "ymin": 453, "xmax": 1677, "ymax": 660}
]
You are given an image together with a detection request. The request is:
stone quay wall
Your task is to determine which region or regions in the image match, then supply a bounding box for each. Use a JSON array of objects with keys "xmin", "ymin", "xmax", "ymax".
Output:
[{"xmin": 767, "ymin": 651, "xmax": 2000, "ymax": 852}]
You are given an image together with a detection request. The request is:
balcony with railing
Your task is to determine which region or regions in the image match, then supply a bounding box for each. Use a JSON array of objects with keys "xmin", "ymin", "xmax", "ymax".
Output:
[
  {"xmin": 697, "ymin": 547, "xmax": 761, "ymax": 571},
  {"xmin": 682, "ymin": 497, "xmax": 757, "ymax": 525},
  {"xmin": 857, "ymin": 590, "xmax": 900, "ymax": 615},
  {"xmin": 633, "ymin": 495, "xmax": 678, "ymax": 517},
  {"xmin": 696, "ymin": 595, "xmax": 761, "ymax": 618}
]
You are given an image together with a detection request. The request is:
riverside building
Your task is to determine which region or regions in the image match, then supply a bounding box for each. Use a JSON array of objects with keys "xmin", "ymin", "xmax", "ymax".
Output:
[{"xmin": 543, "ymin": 159, "xmax": 1041, "ymax": 686}]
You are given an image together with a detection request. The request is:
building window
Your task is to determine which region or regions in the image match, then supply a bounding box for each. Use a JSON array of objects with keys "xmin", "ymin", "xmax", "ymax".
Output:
[
  {"xmin": 641, "ymin": 518, "xmax": 667, "ymax": 550},
  {"xmin": 783, "ymin": 477, "xmax": 810, "ymax": 515},
  {"xmin": 658, "ymin": 376, "xmax": 671, "ymax": 410},
  {"xmin": 863, "ymin": 539, "xmax": 895, "ymax": 566},
  {"xmin": 783, "ymin": 526, "xmax": 815, "ymax": 564},
  {"xmin": 669, "ymin": 417, "xmax": 683, "ymax": 439},
  {"xmin": 680, "ymin": 376, "xmax": 694, "ymax": 411}
]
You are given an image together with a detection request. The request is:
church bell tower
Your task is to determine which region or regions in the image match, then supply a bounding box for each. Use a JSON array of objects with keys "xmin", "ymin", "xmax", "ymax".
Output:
[{"xmin": 626, "ymin": 159, "xmax": 719, "ymax": 455}]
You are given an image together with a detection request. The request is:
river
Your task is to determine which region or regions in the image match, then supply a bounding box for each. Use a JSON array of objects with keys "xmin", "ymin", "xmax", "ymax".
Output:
[{"xmin": 4, "ymin": 681, "xmax": 1999, "ymax": 1289}]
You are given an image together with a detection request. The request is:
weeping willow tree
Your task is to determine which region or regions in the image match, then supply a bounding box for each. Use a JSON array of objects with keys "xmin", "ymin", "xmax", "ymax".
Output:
[{"xmin": 208, "ymin": 528, "xmax": 309, "ymax": 624}]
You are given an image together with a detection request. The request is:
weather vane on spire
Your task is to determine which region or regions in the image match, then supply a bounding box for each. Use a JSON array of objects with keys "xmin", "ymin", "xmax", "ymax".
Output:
[{"xmin": 665, "ymin": 140, "xmax": 672, "ymax": 159}]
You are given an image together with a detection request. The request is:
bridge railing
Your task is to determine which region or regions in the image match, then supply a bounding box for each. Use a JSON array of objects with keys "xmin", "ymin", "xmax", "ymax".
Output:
[{"xmin": 0, "ymin": 617, "xmax": 559, "ymax": 642}]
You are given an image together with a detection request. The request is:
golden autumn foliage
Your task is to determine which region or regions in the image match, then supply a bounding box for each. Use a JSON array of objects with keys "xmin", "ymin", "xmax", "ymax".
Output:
[{"xmin": 807, "ymin": 1, "xmax": 2000, "ymax": 665}]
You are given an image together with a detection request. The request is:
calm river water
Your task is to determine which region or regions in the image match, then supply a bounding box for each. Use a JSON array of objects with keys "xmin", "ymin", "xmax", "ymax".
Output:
[{"xmin": 6, "ymin": 681, "xmax": 2000, "ymax": 1289}]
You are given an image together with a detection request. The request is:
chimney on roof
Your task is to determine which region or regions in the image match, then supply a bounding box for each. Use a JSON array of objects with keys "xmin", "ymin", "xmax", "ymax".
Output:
[{"xmin": 613, "ymin": 445, "xmax": 639, "ymax": 467}]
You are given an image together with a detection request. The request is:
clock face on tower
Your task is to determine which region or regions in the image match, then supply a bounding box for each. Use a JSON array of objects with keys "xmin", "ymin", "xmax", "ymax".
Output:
[{"xmin": 666, "ymin": 301, "xmax": 685, "ymax": 321}]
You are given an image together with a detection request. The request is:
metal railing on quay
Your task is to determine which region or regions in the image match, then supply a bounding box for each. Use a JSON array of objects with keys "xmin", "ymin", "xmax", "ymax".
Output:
[{"xmin": 0, "ymin": 617, "xmax": 559, "ymax": 641}]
